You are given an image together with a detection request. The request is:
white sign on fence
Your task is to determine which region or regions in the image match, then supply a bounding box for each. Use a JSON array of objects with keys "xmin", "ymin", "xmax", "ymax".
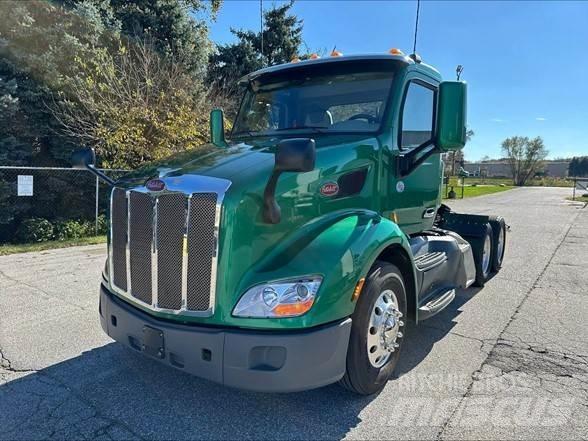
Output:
[
  {"xmin": 17, "ymin": 175, "xmax": 33, "ymax": 196},
  {"xmin": 575, "ymin": 179, "xmax": 588, "ymax": 191}
]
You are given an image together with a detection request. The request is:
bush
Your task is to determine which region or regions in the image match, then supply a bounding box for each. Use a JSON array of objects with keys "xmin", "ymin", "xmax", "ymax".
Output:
[
  {"xmin": 96, "ymin": 214, "xmax": 108, "ymax": 235},
  {"xmin": 15, "ymin": 218, "xmax": 54, "ymax": 243},
  {"xmin": 54, "ymin": 219, "xmax": 94, "ymax": 240}
]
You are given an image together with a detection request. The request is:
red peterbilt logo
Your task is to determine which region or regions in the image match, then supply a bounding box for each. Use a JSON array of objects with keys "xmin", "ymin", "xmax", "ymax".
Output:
[
  {"xmin": 146, "ymin": 179, "xmax": 165, "ymax": 192},
  {"xmin": 320, "ymin": 182, "xmax": 339, "ymax": 197}
]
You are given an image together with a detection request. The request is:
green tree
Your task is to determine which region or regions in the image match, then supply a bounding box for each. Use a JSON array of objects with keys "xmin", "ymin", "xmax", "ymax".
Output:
[
  {"xmin": 207, "ymin": 1, "xmax": 303, "ymax": 103},
  {"xmin": 501, "ymin": 136, "xmax": 549, "ymax": 186},
  {"xmin": 569, "ymin": 156, "xmax": 588, "ymax": 177}
]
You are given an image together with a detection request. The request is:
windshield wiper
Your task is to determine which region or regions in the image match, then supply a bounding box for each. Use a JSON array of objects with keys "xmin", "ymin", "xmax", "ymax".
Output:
[{"xmin": 274, "ymin": 126, "xmax": 328, "ymax": 133}]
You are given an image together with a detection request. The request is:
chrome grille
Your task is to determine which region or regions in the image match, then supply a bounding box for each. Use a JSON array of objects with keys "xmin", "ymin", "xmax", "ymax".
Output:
[{"xmin": 108, "ymin": 176, "xmax": 230, "ymax": 317}]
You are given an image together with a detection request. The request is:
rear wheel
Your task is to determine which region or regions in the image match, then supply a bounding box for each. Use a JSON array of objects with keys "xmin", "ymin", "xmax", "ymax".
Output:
[
  {"xmin": 472, "ymin": 223, "xmax": 494, "ymax": 287},
  {"xmin": 489, "ymin": 217, "xmax": 507, "ymax": 271},
  {"xmin": 339, "ymin": 262, "xmax": 407, "ymax": 395}
]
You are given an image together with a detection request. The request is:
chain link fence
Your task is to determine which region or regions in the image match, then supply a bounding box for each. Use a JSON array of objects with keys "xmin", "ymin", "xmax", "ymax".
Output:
[{"xmin": 0, "ymin": 166, "xmax": 129, "ymax": 244}]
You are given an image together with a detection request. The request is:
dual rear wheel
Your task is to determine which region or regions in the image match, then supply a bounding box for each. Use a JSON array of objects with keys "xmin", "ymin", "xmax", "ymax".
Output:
[{"xmin": 472, "ymin": 217, "xmax": 507, "ymax": 287}]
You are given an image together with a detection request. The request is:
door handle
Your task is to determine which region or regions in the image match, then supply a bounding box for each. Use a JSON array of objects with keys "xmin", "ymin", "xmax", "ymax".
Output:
[{"xmin": 423, "ymin": 207, "xmax": 436, "ymax": 218}]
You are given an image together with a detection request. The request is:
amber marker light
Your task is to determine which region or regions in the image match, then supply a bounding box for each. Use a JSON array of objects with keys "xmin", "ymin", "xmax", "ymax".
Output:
[
  {"xmin": 389, "ymin": 48, "xmax": 404, "ymax": 55},
  {"xmin": 291, "ymin": 56, "xmax": 300, "ymax": 63},
  {"xmin": 331, "ymin": 49, "xmax": 343, "ymax": 57},
  {"xmin": 309, "ymin": 53, "xmax": 320, "ymax": 59},
  {"xmin": 273, "ymin": 298, "xmax": 315, "ymax": 316},
  {"xmin": 352, "ymin": 278, "xmax": 366, "ymax": 302}
]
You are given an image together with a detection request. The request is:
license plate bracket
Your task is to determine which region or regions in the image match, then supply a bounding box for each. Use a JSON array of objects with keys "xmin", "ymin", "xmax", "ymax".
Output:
[{"xmin": 142, "ymin": 325, "xmax": 165, "ymax": 359}]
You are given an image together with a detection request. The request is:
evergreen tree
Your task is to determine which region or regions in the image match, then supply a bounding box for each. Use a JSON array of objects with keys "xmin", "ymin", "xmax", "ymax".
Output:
[{"xmin": 207, "ymin": 1, "xmax": 303, "ymax": 102}]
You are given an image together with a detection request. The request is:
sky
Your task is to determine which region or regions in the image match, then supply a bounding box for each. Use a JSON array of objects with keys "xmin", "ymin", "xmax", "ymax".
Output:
[{"xmin": 209, "ymin": 0, "xmax": 588, "ymax": 161}]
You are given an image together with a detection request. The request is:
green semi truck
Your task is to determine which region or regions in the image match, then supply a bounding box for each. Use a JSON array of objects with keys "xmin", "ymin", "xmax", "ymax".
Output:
[{"xmin": 74, "ymin": 50, "xmax": 506, "ymax": 395}]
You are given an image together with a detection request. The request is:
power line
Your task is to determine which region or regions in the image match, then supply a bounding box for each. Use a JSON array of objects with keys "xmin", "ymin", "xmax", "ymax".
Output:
[{"xmin": 412, "ymin": 0, "xmax": 420, "ymax": 55}]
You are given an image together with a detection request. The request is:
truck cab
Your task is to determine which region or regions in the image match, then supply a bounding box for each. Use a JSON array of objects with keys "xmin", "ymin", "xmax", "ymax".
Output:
[{"xmin": 81, "ymin": 51, "xmax": 507, "ymax": 395}]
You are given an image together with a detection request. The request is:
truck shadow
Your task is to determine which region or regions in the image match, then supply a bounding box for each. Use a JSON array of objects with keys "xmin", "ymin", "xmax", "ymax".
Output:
[{"xmin": 0, "ymin": 288, "xmax": 482, "ymax": 440}]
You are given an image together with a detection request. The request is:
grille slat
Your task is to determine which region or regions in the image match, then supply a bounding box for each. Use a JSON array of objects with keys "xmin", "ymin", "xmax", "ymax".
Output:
[
  {"xmin": 109, "ymin": 186, "xmax": 223, "ymax": 315},
  {"xmin": 187, "ymin": 193, "xmax": 218, "ymax": 311},
  {"xmin": 156, "ymin": 193, "xmax": 186, "ymax": 310},
  {"xmin": 129, "ymin": 192, "xmax": 153, "ymax": 304},
  {"xmin": 111, "ymin": 189, "xmax": 128, "ymax": 291}
]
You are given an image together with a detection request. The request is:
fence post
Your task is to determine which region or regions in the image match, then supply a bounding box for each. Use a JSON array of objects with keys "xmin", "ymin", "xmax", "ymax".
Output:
[
  {"xmin": 573, "ymin": 177, "xmax": 576, "ymax": 201},
  {"xmin": 95, "ymin": 174, "xmax": 99, "ymax": 235}
]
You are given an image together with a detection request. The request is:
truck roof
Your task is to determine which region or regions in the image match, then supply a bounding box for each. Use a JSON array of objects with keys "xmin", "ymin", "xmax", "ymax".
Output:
[{"xmin": 239, "ymin": 53, "xmax": 442, "ymax": 84}]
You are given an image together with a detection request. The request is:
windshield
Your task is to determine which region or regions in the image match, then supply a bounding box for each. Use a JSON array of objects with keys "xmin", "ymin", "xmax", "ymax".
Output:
[{"xmin": 232, "ymin": 67, "xmax": 395, "ymax": 136}]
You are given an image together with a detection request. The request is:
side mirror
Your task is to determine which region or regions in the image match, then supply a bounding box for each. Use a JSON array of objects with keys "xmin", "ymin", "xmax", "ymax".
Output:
[
  {"xmin": 70, "ymin": 147, "xmax": 114, "ymax": 186},
  {"xmin": 71, "ymin": 147, "xmax": 96, "ymax": 169},
  {"xmin": 436, "ymin": 81, "xmax": 467, "ymax": 151},
  {"xmin": 210, "ymin": 108, "xmax": 227, "ymax": 147},
  {"xmin": 263, "ymin": 138, "xmax": 316, "ymax": 224}
]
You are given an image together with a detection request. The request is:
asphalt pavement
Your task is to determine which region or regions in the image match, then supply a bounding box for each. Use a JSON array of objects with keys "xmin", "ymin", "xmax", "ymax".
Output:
[{"xmin": 0, "ymin": 186, "xmax": 586, "ymax": 440}]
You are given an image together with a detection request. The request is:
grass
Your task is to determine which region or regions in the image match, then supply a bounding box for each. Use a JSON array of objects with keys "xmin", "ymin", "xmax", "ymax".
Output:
[
  {"xmin": 443, "ymin": 184, "xmax": 515, "ymax": 199},
  {"xmin": 447, "ymin": 176, "xmax": 574, "ymax": 188},
  {"xmin": 0, "ymin": 235, "xmax": 107, "ymax": 256},
  {"xmin": 566, "ymin": 194, "xmax": 588, "ymax": 203}
]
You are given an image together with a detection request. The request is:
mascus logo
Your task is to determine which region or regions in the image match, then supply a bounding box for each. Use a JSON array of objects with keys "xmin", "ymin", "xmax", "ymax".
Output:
[
  {"xmin": 320, "ymin": 182, "xmax": 339, "ymax": 197},
  {"xmin": 146, "ymin": 179, "xmax": 165, "ymax": 192}
]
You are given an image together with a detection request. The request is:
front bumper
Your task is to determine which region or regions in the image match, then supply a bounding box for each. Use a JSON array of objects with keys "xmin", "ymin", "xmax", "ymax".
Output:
[{"xmin": 99, "ymin": 285, "xmax": 352, "ymax": 392}]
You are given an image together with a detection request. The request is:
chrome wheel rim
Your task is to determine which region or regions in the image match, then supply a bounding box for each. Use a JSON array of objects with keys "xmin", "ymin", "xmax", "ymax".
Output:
[
  {"xmin": 496, "ymin": 226, "xmax": 505, "ymax": 264},
  {"xmin": 367, "ymin": 289, "xmax": 404, "ymax": 368},
  {"xmin": 482, "ymin": 234, "xmax": 492, "ymax": 276}
]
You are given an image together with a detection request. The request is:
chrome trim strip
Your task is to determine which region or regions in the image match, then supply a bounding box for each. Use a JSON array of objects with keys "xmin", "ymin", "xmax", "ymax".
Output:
[
  {"xmin": 151, "ymin": 197, "xmax": 158, "ymax": 308},
  {"xmin": 125, "ymin": 190, "xmax": 132, "ymax": 296},
  {"xmin": 108, "ymin": 187, "xmax": 114, "ymax": 292},
  {"xmin": 107, "ymin": 175, "xmax": 231, "ymax": 318},
  {"xmin": 181, "ymin": 194, "xmax": 191, "ymax": 310}
]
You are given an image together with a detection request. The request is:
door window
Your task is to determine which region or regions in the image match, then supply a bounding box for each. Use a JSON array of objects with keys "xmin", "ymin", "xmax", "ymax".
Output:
[{"xmin": 400, "ymin": 82, "xmax": 435, "ymax": 149}]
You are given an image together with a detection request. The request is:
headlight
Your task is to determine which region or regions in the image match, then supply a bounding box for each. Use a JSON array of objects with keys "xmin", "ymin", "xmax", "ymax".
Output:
[{"xmin": 233, "ymin": 276, "xmax": 322, "ymax": 318}]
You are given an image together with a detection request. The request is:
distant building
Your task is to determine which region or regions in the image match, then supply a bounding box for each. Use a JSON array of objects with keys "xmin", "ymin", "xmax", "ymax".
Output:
[{"xmin": 463, "ymin": 160, "xmax": 570, "ymax": 178}]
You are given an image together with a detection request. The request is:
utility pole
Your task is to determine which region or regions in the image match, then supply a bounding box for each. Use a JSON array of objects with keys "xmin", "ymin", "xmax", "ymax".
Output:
[{"xmin": 260, "ymin": 0, "xmax": 264, "ymax": 63}]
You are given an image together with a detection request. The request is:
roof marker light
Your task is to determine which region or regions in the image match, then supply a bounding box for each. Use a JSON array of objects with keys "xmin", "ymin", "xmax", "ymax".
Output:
[
  {"xmin": 389, "ymin": 48, "xmax": 404, "ymax": 56},
  {"xmin": 330, "ymin": 49, "xmax": 343, "ymax": 57},
  {"xmin": 309, "ymin": 53, "xmax": 320, "ymax": 59},
  {"xmin": 291, "ymin": 56, "xmax": 300, "ymax": 63}
]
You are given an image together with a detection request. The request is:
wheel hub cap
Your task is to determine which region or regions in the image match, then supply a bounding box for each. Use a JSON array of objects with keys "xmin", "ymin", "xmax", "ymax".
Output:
[
  {"xmin": 482, "ymin": 234, "xmax": 491, "ymax": 276},
  {"xmin": 367, "ymin": 289, "xmax": 405, "ymax": 368}
]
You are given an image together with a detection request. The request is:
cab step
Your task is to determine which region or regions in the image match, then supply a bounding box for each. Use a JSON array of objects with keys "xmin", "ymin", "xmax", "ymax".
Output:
[
  {"xmin": 414, "ymin": 251, "xmax": 447, "ymax": 271},
  {"xmin": 418, "ymin": 288, "xmax": 455, "ymax": 321}
]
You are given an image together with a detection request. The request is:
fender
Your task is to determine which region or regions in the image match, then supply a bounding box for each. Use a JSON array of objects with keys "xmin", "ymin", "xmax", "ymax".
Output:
[{"xmin": 232, "ymin": 209, "xmax": 415, "ymax": 329}]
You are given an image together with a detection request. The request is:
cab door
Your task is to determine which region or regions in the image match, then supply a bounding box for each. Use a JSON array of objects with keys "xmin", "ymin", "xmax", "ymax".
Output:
[{"xmin": 391, "ymin": 78, "xmax": 442, "ymax": 235}]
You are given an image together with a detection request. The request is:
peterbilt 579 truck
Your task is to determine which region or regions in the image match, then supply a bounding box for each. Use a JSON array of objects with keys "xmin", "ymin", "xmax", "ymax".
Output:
[{"xmin": 73, "ymin": 51, "xmax": 507, "ymax": 395}]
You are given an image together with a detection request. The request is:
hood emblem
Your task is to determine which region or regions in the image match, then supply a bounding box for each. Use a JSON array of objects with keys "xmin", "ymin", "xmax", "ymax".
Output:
[
  {"xmin": 320, "ymin": 181, "xmax": 339, "ymax": 197},
  {"xmin": 146, "ymin": 179, "xmax": 165, "ymax": 192}
]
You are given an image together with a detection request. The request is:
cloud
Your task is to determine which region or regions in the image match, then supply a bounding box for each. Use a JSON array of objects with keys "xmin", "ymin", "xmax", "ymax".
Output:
[
  {"xmin": 536, "ymin": 117, "xmax": 547, "ymax": 121},
  {"xmin": 490, "ymin": 118, "xmax": 506, "ymax": 123}
]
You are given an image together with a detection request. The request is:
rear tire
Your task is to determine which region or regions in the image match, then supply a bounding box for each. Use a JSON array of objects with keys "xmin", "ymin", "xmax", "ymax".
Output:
[
  {"xmin": 471, "ymin": 223, "xmax": 494, "ymax": 287},
  {"xmin": 339, "ymin": 262, "xmax": 407, "ymax": 395},
  {"xmin": 489, "ymin": 216, "xmax": 506, "ymax": 271}
]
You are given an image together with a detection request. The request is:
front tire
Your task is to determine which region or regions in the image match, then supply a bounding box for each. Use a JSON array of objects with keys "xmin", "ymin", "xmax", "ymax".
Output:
[{"xmin": 340, "ymin": 262, "xmax": 407, "ymax": 395}]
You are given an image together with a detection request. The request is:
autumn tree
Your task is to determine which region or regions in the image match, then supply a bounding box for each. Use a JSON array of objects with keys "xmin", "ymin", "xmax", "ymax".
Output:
[{"xmin": 501, "ymin": 136, "xmax": 549, "ymax": 186}]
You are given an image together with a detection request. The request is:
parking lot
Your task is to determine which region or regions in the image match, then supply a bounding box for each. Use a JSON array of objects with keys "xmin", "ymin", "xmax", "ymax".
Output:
[{"xmin": 0, "ymin": 187, "xmax": 586, "ymax": 440}]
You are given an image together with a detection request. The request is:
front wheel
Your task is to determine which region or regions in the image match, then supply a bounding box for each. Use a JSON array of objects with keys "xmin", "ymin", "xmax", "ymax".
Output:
[{"xmin": 339, "ymin": 262, "xmax": 407, "ymax": 395}]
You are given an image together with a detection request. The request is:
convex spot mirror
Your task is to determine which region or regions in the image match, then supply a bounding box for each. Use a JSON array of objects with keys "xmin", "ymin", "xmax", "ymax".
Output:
[
  {"xmin": 71, "ymin": 147, "xmax": 96, "ymax": 169},
  {"xmin": 436, "ymin": 81, "xmax": 467, "ymax": 152}
]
